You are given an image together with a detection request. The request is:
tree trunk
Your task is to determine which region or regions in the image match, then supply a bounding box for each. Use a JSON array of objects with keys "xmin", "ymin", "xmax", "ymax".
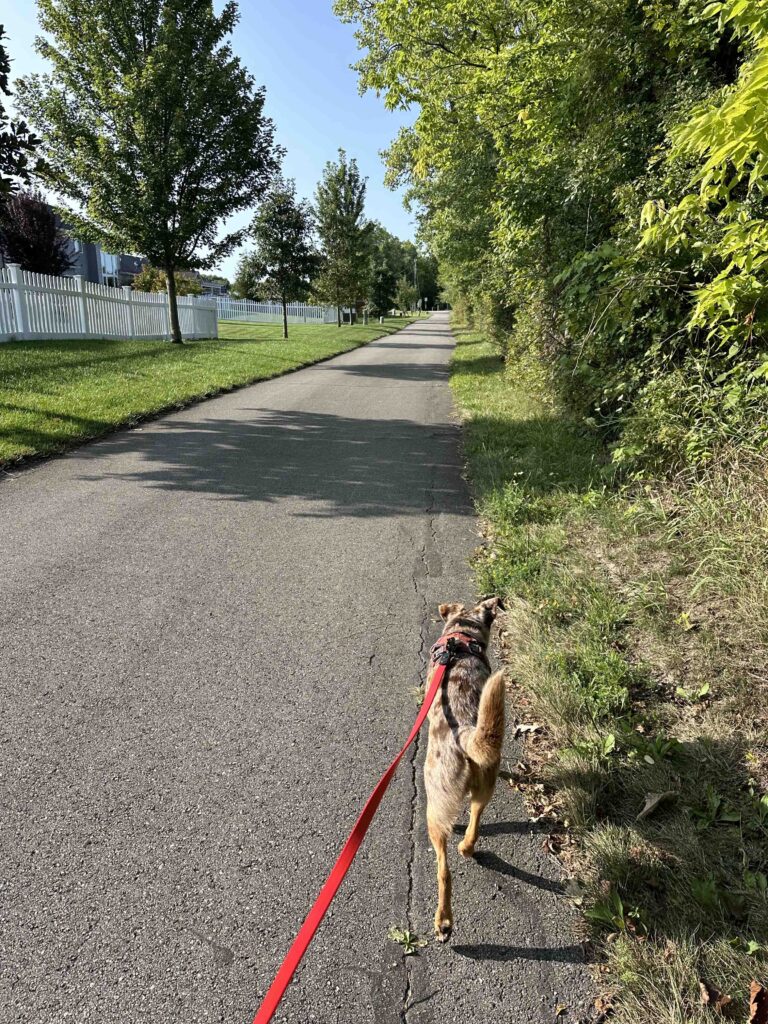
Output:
[
  {"xmin": 337, "ymin": 304, "xmax": 341, "ymax": 328},
  {"xmin": 165, "ymin": 263, "xmax": 183, "ymax": 344},
  {"xmin": 282, "ymin": 294, "xmax": 289, "ymax": 340}
]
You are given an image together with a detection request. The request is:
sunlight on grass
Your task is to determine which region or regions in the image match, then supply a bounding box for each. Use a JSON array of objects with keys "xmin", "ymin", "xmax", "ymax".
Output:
[{"xmin": 0, "ymin": 317, "xmax": 413, "ymax": 464}]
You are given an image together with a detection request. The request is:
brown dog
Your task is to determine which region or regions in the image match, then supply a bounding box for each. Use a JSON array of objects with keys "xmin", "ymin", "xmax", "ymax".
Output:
[{"xmin": 424, "ymin": 597, "xmax": 506, "ymax": 942}]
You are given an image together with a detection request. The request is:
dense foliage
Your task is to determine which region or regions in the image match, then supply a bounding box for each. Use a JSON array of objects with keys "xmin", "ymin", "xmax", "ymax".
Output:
[
  {"xmin": 337, "ymin": 0, "xmax": 768, "ymax": 471},
  {"xmin": 132, "ymin": 265, "xmax": 202, "ymax": 296},
  {"xmin": 17, "ymin": 0, "xmax": 280, "ymax": 342},
  {"xmin": 0, "ymin": 26, "xmax": 39, "ymax": 199},
  {"xmin": 0, "ymin": 189, "xmax": 73, "ymax": 275},
  {"xmin": 368, "ymin": 222, "xmax": 439, "ymax": 314}
]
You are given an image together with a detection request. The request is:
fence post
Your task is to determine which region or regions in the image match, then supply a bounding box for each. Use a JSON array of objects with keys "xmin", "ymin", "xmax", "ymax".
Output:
[
  {"xmin": 7, "ymin": 263, "xmax": 31, "ymax": 339},
  {"xmin": 75, "ymin": 275, "xmax": 90, "ymax": 337},
  {"xmin": 122, "ymin": 286, "xmax": 135, "ymax": 339}
]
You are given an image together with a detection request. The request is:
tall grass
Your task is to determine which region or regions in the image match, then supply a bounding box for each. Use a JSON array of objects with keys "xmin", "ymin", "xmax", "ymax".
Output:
[{"xmin": 451, "ymin": 327, "xmax": 768, "ymax": 1022}]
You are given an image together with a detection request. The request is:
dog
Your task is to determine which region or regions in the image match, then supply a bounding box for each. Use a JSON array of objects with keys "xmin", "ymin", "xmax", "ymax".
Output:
[{"xmin": 424, "ymin": 596, "xmax": 506, "ymax": 942}]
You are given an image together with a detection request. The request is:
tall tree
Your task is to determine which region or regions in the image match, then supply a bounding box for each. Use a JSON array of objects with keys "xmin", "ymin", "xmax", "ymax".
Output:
[
  {"xmin": 0, "ymin": 26, "xmax": 39, "ymax": 199},
  {"xmin": 247, "ymin": 178, "xmax": 318, "ymax": 338},
  {"xmin": 313, "ymin": 150, "xmax": 372, "ymax": 326},
  {"xmin": 16, "ymin": 1, "xmax": 280, "ymax": 342},
  {"xmin": 0, "ymin": 189, "xmax": 74, "ymax": 275},
  {"xmin": 367, "ymin": 222, "xmax": 403, "ymax": 314}
]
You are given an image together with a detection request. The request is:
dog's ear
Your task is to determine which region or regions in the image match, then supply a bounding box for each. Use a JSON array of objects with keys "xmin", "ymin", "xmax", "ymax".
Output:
[
  {"xmin": 477, "ymin": 595, "xmax": 506, "ymax": 623},
  {"xmin": 438, "ymin": 601, "xmax": 463, "ymax": 621}
]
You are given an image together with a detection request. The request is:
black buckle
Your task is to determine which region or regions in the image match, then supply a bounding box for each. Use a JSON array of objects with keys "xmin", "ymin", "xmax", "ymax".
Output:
[{"xmin": 433, "ymin": 636, "xmax": 459, "ymax": 665}]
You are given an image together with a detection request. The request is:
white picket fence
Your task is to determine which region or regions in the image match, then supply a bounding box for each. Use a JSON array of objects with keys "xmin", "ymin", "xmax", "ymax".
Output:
[
  {"xmin": 216, "ymin": 296, "xmax": 338, "ymax": 325},
  {"xmin": 0, "ymin": 264, "xmax": 218, "ymax": 342}
]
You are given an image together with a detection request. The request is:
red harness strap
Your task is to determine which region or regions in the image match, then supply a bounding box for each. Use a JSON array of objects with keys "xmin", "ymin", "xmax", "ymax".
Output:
[{"xmin": 250, "ymin": 638, "xmax": 469, "ymax": 1024}]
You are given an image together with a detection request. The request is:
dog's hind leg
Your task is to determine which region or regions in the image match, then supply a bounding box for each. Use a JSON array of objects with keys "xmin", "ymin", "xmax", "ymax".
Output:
[
  {"xmin": 458, "ymin": 775, "xmax": 496, "ymax": 859},
  {"xmin": 427, "ymin": 815, "xmax": 453, "ymax": 942}
]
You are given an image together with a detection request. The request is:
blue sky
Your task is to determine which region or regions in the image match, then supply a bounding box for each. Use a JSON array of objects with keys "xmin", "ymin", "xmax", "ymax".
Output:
[{"xmin": 2, "ymin": 1, "xmax": 415, "ymax": 279}]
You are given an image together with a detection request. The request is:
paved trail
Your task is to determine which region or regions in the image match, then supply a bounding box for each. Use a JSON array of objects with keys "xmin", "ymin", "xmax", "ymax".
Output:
[{"xmin": 1, "ymin": 313, "xmax": 589, "ymax": 1023}]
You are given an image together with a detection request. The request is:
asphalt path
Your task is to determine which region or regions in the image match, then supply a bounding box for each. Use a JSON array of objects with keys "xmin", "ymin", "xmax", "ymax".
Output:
[{"xmin": 0, "ymin": 313, "xmax": 590, "ymax": 1023}]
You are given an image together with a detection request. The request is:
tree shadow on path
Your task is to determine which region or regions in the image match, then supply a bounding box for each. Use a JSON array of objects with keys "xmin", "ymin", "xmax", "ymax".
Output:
[{"xmin": 78, "ymin": 406, "xmax": 474, "ymax": 518}]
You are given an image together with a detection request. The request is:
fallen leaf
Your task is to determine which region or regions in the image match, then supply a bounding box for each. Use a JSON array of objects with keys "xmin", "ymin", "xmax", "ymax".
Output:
[
  {"xmin": 699, "ymin": 980, "xmax": 733, "ymax": 1014},
  {"xmin": 750, "ymin": 982, "xmax": 768, "ymax": 1024},
  {"xmin": 594, "ymin": 993, "xmax": 614, "ymax": 1020},
  {"xmin": 637, "ymin": 791, "xmax": 678, "ymax": 821},
  {"xmin": 555, "ymin": 1005, "xmax": 567, "ymax": 1018},
  {"xmin": 545, "ymin": 832, "xmax": 564, "ymax": 855}
]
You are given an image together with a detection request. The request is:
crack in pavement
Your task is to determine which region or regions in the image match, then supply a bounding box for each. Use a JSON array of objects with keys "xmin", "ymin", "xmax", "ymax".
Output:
[{"xmin": 402, "ymin": 486, "xmax": 437, "ymax": 1024}]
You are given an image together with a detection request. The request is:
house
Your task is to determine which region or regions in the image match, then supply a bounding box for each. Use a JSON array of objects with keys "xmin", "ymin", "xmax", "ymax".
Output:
[
  {"xmin": 63, "ymin": 237, "xmax": 148, "ymax": 288},
  {"xmin": 118, "ymin": 253, "xmax": 147, "ymax": 286},
  {"xmin": 200, "ymin": 276, "xmax": 229, "ymax": 296},
  {"xmin": 184, "ymin": 269, "xmax": 229, "ymax": 296},
  {"xmin": 63, "ymin": 238, "xmax": 122, "ymax": 287},
  {"xmin": 0, "ymin": 195, "xmax": 146, "ymax": 287}
]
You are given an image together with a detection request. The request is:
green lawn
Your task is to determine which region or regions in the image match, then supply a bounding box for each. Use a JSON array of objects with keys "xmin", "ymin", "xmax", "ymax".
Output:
[{"xmin": 0, "ymin": 317, "xmax": 413, "ymax": 465}]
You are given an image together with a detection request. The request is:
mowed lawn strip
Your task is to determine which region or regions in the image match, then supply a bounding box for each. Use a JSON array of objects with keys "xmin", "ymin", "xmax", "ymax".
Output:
[
  {"xmin": 450, "ymin": 327, "xmax": 768, "ymax": 1024},
  {"xmin": 0, "ymin": 317, "xmax": 414, "ymax": 465}
]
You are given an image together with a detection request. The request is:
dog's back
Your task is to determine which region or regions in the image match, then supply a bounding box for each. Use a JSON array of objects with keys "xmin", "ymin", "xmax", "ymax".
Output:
[{"xmin": 424, "ymin": 663, "xmax": 505, "ymax": 833}]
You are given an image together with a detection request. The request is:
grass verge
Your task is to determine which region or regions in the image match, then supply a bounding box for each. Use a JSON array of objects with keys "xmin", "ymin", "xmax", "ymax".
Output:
[
  {"xmin": 0, "ymin": 316, "xmax": 414, "ymax": 465},
  {"xmin": 450, "ymin": 326, "xmax": 768, "ymax": 1023}
]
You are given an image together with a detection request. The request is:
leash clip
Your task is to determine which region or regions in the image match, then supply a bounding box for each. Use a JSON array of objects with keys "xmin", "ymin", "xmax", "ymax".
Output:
[{"xmin": 434, "ymin": 635, "xmax": 458, "ymax": 666}]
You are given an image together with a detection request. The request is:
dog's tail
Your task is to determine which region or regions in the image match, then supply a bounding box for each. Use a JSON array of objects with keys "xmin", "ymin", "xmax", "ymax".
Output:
[{"xmin": 459, "ymin": 670, "xmax": 506, "ymax": 768}]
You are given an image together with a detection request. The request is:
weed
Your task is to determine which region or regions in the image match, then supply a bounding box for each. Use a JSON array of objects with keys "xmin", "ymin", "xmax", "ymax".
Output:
[
  {"xmin": 584, "ymin": 888, "xmax": 647, "ymax": 936},
  {"xmin": 387, "ymin": 927, "xmax": 427, "ymax": 956},
  {"xmin": 675, "ymin": 683, "xmax": 710, "ymax": 703},
  {"xmin": 688, "ymin": 785, "xmax": 741, "ymax": 831}
]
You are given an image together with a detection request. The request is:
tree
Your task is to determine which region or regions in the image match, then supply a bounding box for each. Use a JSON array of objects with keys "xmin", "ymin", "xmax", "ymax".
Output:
[
  {"xmin": 232, "ymin": 252, "xmax": 267, "ymax": 300},
  {"xmin": 247, "ymin": 178, "xmax": 318, "ymax": 338},
  {"xmin": 367, "ymin": 223, "xmax": 404, "ymax": 314},
  {"xmin": 313, "ymin": 150, "xmax": 372, "ymax": 326},
  {"xmin": 133, "ymin": 264, "xmax": 202, "ymax": 296},
  {"xmin": 336, "ymin": 0, "xmax": 756, "ymax": 468},
  {"xmin": 16, "ymin": 1, "xmax": 280, "ymax": 343},
  {"xmin": 0, "ymin": 189, "xmax": 74, "ymax": 275},
  {"xmin": 395, "ymin": 276, "xmax": 418, "ymax": 314},
  {"xmin": 0, "ymin": 26, "xmax": 39, "ymax": 199},
  {"xmin": 364, "ymin": 223, "xmax": 439, "ymax": 314}
]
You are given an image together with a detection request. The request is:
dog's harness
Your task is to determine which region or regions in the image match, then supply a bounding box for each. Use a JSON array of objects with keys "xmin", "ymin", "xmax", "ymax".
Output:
[{"xmin": 430, "ymin": 630, "xmax": 490, "ymax": 670}]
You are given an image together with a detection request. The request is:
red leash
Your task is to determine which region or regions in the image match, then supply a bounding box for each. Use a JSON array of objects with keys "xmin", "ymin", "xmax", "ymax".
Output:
[{"xmin": 250, "ymin": 638, "xmax": 470, "ymax": 1024}]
